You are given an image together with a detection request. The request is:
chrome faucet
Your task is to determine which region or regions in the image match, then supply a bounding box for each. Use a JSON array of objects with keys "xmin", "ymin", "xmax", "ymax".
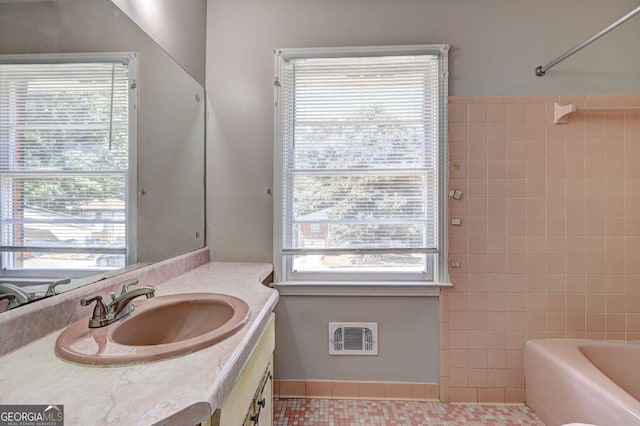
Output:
[
  {"xmin": 0, "ymin": 283, "xmax": 34, "ymax": 310},
  {"xmin": 80, "ymin": 279, "xmax": 156, "ymax": 328}
]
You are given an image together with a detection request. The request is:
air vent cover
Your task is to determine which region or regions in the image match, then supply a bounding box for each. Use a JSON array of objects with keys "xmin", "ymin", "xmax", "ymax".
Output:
[{"xmin": 329, "ymin": 322, "xmax": 378, "ymax": 355}]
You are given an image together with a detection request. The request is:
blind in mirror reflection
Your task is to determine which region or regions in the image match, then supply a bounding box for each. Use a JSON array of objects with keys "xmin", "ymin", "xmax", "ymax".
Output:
[{"xmin": 0, "ymin": 61, "xmax": 129, "ymax": 271}]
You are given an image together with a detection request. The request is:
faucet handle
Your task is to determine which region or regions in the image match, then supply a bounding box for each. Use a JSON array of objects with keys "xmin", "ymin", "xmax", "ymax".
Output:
[
  {"xmin": 80, "ymin": 295, "xmax": 103, "ymax": 306},
  {"xmin": 45, "ymin": 277, "xmax": 71, "ymax": 297},
  {"xmin": 120, "ymin": 278, "xmax": 139, "ymax": 295},
  {"xmin": 80, "ymin": 295, "xmax": 109, "ymax": 328}
]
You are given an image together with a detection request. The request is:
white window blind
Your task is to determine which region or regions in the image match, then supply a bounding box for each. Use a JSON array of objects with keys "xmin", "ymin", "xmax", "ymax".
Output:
[
  {"xmin": 275, "ymin": 46, "xmax": 449, "ymax": 284},
  {"xmin": 0, "ymin": 57, "xmax": 132, "ymax": 270}
]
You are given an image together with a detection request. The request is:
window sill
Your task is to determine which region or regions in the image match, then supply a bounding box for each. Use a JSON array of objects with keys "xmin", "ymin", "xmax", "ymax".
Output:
[{"xmin": 273, "ymin": 281, "xmax": 451, "ymax": 297}]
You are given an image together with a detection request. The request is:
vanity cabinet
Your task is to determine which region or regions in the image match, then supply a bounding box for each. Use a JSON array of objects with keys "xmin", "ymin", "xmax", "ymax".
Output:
[
  {"xmin": 201, "ymin": 314, "xmax": 275, "ymax": 426},
  {"xmin": 240, "ymin": 362, "xmax": 273, "ymax": 425}
]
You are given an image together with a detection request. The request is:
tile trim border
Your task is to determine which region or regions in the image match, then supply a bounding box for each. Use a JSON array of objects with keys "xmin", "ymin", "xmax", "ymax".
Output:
[{"xmin": 274, "ymin": 379, "xmax": 440, "ymax": 401}]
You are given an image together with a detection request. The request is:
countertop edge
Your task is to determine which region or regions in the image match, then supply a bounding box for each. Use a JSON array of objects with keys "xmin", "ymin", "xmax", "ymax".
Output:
[
  {"xmin": 151, "ymin": 289, "xmax": 278, "ymax": 426},
  {"xmin": 201, "ymin": 290, "xmax": 279, "ymax": 420}
]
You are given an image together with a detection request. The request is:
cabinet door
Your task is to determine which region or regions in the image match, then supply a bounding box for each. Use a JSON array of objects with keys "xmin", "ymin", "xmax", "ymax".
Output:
[
  {"xmin": 242, "ymin": 359, "xmax": 273, "ymax": 426},
  {"xmin": 247, "ymin": 362, "xmax": 273, "ymax": 426},
  {"xmin": 202, "ymin": 361, "xmax": 272, "ymax": 426},
  {"xmin": 259, "ymin": 361, "xmax": 273, "ymax": 426}
]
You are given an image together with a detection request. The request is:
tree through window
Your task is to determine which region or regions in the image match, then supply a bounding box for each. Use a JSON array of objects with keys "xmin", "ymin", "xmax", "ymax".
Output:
[
  {"xmin": 275, "ymin": 46, "xmax": 449, "ymax": 284},
  {"xmin": 0, "ymin": 54, "xmax": 135, "ymax": 271}
]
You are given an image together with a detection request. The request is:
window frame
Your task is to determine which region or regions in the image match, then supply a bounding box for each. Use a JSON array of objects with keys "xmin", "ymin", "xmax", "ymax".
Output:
[
  {"xmin": 0, "ymin": 52, "xmax": 138, "ymax": 274},
  {"xmin": 273, "ymin": 45, "xmax": 450, "ymax": 295}
]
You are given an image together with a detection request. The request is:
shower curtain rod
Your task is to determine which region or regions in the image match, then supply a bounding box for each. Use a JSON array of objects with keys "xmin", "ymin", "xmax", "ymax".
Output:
[{"xmin": 535, "ymin": 4, "xmax": 640, "ymax": 76}]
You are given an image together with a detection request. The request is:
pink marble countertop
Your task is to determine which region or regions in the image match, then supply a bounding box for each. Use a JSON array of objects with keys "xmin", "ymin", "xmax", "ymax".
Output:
[{"xmin": 0, "ymin": 260, "xmax": 276, "ymax": 426}]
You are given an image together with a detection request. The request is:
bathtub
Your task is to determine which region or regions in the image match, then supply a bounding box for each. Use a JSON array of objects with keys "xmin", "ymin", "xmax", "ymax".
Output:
[{"xmin": 525, "ymin": 339, "xmax": 640, "ymax": 426}]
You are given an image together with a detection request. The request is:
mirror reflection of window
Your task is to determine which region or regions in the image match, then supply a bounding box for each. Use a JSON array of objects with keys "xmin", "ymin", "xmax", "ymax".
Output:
[{"xmin": 0, "ymin": 53, "xmax": 136, "ymax": 272}]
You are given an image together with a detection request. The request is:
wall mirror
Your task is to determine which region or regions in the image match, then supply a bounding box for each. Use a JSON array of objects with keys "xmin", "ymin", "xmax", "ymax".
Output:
[{"xmin": 0, "ymin": 0, "xmax": 205, "ymax": 311}]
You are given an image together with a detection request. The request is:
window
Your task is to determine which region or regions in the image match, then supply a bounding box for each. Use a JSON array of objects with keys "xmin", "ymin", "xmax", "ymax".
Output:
[
  {"xmin": 274, "ymin": 45, "xmax": 449, "ymax": 291},
  {"xmin": 0, "ymin": 53, "xmax": 136, "ymax": 272}
]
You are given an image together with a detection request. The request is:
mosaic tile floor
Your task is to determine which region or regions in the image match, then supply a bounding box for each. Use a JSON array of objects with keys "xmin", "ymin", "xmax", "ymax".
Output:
[{"xmin": 274, "ymin": 398, "xmax": 545, "ymax": 426}]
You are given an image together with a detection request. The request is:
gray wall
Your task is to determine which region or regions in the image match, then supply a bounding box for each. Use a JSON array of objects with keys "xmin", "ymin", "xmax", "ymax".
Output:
[
  {"xmin": 0, "ymin": 0, "xmax": 206, "ymax": 264},
  {"xmin": 110, "ymin": 0, "xmax": 207, "ymax": 85},
  {"xmin": 275, "ymin": 296, "xmax": 440, "ymax": 382},
  {"xmin": 205, "ymin": 0, "xmax": 640, "ymax": 381}
]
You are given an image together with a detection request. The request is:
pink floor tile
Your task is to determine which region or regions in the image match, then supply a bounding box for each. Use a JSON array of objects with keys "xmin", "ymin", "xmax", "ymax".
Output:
[{"xmin": 274, "ymin": 398, "xmax": 545, "ymax": 426}]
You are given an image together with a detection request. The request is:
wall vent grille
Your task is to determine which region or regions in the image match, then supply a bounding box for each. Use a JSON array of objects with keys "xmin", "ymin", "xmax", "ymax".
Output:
[{"xmin": 329, "ymin": 322, "xmax": 378, "ymax": 355}]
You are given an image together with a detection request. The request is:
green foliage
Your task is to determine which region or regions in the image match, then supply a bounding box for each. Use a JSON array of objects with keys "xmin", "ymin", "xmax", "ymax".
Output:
[
  {"xmin": 292, "ymin": 105, "xmax": 428, "ymax": 248},
  {"xmin": 13, "ymin": 81, "xmax": 128, "ymax": 211}
]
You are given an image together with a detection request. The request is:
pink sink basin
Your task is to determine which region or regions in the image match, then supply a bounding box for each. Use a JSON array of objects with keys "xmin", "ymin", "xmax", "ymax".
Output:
[{"xmin": 55, "ymin": 292, "xmax": 250, "ymax": 366}]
